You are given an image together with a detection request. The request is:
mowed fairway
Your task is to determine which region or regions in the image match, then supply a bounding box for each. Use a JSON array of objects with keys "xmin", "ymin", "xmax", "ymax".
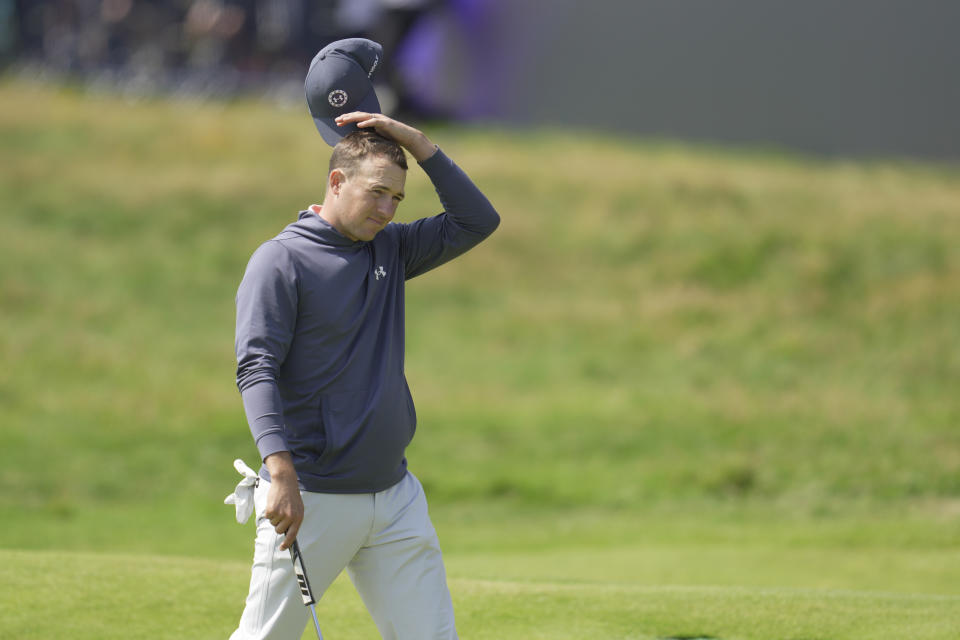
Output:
[
  {"xmin": 1, "ymin": 79, "xmax": 959, "ymax": 638},
  {"xmin": 3, "ymin": 548, "xmax": 958, "ymax": 640}
]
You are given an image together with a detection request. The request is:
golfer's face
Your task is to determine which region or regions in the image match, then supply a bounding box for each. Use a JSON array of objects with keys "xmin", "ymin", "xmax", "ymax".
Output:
[{"xmin": 337, "ymin": 156, "xmax": 406, "ymax": 242}]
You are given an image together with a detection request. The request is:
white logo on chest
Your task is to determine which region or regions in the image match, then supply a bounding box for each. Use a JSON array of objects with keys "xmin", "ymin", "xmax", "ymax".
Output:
[{"xmin": 374, "ymin": 266, "xmax": 387, "ymax": 280}]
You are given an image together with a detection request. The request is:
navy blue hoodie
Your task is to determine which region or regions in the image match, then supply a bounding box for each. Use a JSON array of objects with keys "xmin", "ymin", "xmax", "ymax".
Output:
[{"xmin": 235, "ymin": 149, "xmax": 499, "ymax": 493}]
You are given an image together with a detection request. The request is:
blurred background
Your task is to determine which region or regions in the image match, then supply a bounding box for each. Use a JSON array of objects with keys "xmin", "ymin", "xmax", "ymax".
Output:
[{"xmin": 3, "ymin": 0, "xmax": 959, "ymax": 159}]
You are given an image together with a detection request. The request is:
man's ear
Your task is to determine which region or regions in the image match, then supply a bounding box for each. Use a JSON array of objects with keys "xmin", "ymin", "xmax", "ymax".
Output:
[{"xmin": 328, "ymin": 168, "xmax": 347, "ymax": 196}]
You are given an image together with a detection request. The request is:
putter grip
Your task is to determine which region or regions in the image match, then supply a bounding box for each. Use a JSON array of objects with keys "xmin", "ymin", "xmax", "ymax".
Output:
[{"xmin": 289, "ymin": 540, "xmax": 317, "ymax": 606}]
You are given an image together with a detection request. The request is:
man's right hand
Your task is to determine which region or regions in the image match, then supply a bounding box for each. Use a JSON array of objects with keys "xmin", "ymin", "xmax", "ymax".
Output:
[
  {"xmin": 263, "ymin": 452, "xmax": 304, "ymax": 551},
  {"xmin": 334, "ymin": 111, "xmax": 438, "ymax": 163}
]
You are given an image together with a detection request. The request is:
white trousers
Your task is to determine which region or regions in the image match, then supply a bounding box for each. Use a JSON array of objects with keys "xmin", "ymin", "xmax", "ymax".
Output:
[{"xmin": 230, "ymin": 472, "xmax": 457, "ymax": 640}]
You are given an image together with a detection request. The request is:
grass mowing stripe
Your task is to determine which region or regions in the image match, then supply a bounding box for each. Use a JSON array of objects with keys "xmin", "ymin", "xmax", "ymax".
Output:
[
  {"xmin": 451, "ymin": 578, "xmax": 960, "ymax": 640},
  {"xmin": 459, "ymin": 578, "xmax": 960, "ymax": 601},
  {"xmin": 445, "ymin": 543, "xmax": 960, "ymax": 596}
]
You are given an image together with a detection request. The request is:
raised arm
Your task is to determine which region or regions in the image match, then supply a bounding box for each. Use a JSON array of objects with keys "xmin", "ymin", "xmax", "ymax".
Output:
[{"xmin": 335, "ymin": 112, "xmax": 501, "ymax": 278}]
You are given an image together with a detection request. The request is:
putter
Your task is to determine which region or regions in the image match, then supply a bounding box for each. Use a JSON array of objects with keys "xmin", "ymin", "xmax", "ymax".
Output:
[{"xmin": 289, "ymin": 539, "xmax": 324, "ymax": 639}]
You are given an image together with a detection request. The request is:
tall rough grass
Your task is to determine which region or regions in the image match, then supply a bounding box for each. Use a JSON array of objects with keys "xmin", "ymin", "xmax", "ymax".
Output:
[{"xmin": 1, "ymin": 80, "xmax": 958, "ymax": 558}]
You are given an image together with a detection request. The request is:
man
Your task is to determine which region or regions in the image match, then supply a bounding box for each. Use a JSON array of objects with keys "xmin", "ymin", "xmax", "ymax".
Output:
[{"xmin": 231, "ymin": 111, "xmax": 499, "ymax": 639}]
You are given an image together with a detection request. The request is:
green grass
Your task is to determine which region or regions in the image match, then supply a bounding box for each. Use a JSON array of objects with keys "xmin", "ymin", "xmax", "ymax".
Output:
[
  {"xmin": 1, "ymin": 78, "xmax": 959, "ymax": 637},
  {"xmin": 3, "ymin": 549, "xmax": 958, "ymax": 639}
]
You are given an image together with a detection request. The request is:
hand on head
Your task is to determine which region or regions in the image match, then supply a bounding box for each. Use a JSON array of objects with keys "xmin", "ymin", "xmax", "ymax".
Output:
[{"xmin": 335, "ymin": 112, "xmax": 437, "ymax": 163}]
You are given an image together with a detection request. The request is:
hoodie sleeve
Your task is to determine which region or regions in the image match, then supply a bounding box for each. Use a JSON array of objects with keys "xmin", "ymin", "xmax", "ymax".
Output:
[
  {"xmin": 397, "ymin": 149, "xmax": 500, "ymax": 279},
  {"xmin": 235, "ymin": 240, "xmax": 298, "ymax": 460}
]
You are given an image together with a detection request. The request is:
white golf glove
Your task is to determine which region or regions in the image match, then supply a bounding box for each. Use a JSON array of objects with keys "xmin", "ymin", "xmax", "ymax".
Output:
[{"xmin": 224, "ymin": 458, "xmax": 260, "ymax": 524}]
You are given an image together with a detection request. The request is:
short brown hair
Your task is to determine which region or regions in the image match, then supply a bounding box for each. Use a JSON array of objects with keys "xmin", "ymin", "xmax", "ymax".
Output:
[{"xmin": 328, "ymin": 130, "xmax": 408, "ymax": 177}]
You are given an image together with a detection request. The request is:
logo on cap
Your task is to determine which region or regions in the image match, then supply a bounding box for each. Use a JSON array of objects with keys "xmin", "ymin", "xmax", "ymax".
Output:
[{"xmin": 328, "ymin": 89, "xmax": 348, "ymax": 108}]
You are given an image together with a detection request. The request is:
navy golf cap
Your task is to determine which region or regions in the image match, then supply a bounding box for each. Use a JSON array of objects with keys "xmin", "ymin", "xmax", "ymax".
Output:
[{"xmin": 305, "ymin": 38, "xmax": 383, "ymax": 147}]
